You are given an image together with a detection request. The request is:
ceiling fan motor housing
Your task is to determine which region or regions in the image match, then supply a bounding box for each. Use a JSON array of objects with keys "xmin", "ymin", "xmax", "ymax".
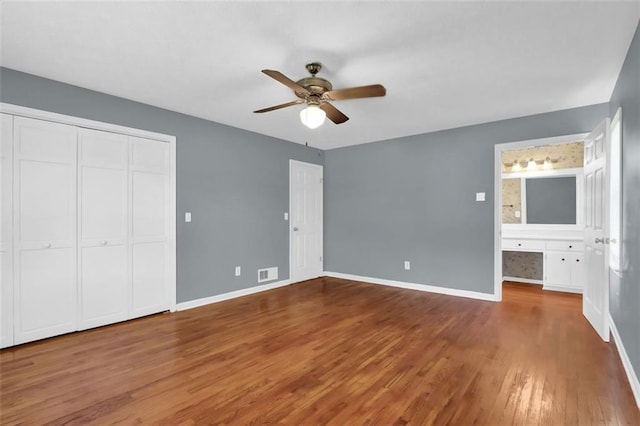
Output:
[{"xmin": 295, "ymin": 77, "xmax": 333, "ymax": 98}]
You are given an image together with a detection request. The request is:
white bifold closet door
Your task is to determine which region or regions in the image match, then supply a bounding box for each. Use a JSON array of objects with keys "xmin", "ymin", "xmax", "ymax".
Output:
[
  {"xmin": 78, "ymin": 129, "xmax": 128, "ymax": 330},
  {"xmin": 130, "ymin": 136, "xmax": 170, "ymax": 318},
  {"xmin": 13, "ymin": 117, "xmax": 78, "ymax": 344}
]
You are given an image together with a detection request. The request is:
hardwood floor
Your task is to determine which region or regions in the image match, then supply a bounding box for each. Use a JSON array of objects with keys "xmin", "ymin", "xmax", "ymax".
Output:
[{"xmin": 1, "ymin": 278, "xmax": 638, "ymax": 424}]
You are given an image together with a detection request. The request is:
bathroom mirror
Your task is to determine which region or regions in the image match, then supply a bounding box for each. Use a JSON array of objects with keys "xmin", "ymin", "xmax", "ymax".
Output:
[
  {"xmin": 525, "ymin": 176, "xmax": 576, "ymax": 224},
  {"xmin": 502, "ymin": 171, "xmax": 583, "ymax": 226}
]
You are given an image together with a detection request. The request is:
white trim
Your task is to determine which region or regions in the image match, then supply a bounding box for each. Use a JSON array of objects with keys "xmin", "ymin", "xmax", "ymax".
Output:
[
  {"xmin": 176, "ymin": 279, "xmax": 292, "ymax": 311},
  {"xmin": 609, "ymin": 314, "xmax": 640, "ymax": 409},
  {"xmin": 502, "ymin": 276, "xmax": 543, "ymax": 285},
  {"xmin": 494, "ymin": 132, "xmax": 589, "ymax": 304},
  {"xmin": 0, "ymin": 103, "xmax": 175, "ymax": 143},
  {"xmin": 542, "ymin": 285, "xmax": 582, "ymax": 294},
  {"xmin": 609, "ymin": 107, "xmax": 623, "ymax": 277},
  {"xmin": 324, "ymin": 271, "xmax": 499, "ymax": 302},
  {"xmin": 502, "ymin": 167, "xmax": 584, "ymax": 179}
]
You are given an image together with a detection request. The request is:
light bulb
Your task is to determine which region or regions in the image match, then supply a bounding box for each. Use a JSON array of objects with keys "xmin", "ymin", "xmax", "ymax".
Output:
[
  {"xmin": 527, "ymin": 158, "xmax": 536, "ymax": 169},
  {"xmin": 543, "ymin": 157, "xmax": 552, "ymax": 169},
  {"xmin": 512, "ymin": 161, "xmax": 522, "ymax": 172},
  {"xmin": 300, "ymin": 105, "xmax": 326, "ymax": 129}
]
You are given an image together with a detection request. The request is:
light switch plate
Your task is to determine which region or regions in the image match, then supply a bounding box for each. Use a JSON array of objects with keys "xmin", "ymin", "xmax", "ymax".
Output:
[
  {"xmin": 235, "ymin": 266, "xmax": 241, "ymax": 277},
  {"xmin": 515, "ymin": 211, "xmax": 521, "ymax": 218},
  {"xmin": 404, "ymin": 261, "xmax": 411, "ymax": 270},
  {"xmin": 185, "ymin": 212, "xmax": 192, "ymax": 222},
  {"xmin": 284, "ymin": 212, "xmax": 289, "ymax": 221},
  {"xmin": 475, "ymin": 192, "xmax": 486, "ymax": 202}
]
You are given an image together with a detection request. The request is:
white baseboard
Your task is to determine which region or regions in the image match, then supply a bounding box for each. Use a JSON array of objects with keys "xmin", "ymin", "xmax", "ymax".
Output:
[
  {"xmin": 176, "ymin": 279, "xmax": 292, "ymax": 311},
  {"xmin": 324, "ymin": 271, "xmax": 498, "ymax": 302},
  {"xmin": 542, "ymin": 285, "xmax": 582, "ymax": 294},
  {"xmin": 609, "ymin": 314, "xmax": 640, "ymax": 409},
  {"xmin": 503, "ymin": 276, "xmax": 543, "ymax": 285}
]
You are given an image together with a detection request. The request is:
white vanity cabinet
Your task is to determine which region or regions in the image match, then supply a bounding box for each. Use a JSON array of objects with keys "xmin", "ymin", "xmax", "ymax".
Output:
[
  {"xmin": 544, "ymin": 241, "xmax": 585, "ymax": 293},
  {"xmin": 502, "ymin": 232, "xmax": 585, "ymax": 294}
]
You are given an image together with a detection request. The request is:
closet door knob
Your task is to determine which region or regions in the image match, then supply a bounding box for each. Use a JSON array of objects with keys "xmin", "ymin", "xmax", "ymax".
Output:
[
  {"xmin": 101, "ymin": 241, "xmax": 108, "ymax": 246},
  {"xmin": 44, "ymin": 243, "xmax": 52, "ymax": 249},
  {"xmin": 293, "ymin": 227, "xmax": 299, "ymax": 231}
]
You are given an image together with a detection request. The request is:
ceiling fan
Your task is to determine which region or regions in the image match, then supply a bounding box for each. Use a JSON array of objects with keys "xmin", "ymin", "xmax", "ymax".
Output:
[{"xmin": 254, "ymin": 62, "xmax": 386, "ymax": 129}]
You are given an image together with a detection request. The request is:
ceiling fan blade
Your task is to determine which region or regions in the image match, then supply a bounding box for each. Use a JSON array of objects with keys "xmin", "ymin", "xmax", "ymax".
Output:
[
  {"xmin": 320, "ymin": 102, "xmax": 349, "ymax": 124},
  {"xmin": 262, "ymin": 69, "xmax": 310, "ymax": 96},
  {"xmin": 323, "ymin": 84, "xmax": 386, "ymax": 101},
  {"xmin": 254, "ymin": 99, "xmax": 304, "ymax": 113}
]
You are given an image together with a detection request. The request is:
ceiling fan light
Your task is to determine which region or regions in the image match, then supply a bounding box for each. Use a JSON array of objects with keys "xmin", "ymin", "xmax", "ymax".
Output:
[{"xmin": 300, "ymin": 105, "xmax": 326, "ymax": 129}]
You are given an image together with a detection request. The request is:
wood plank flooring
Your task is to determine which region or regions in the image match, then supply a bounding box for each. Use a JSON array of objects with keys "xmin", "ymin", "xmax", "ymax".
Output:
[{"xmin": 1, "ymin": 278, "xmax": 638, "ymax": 424}]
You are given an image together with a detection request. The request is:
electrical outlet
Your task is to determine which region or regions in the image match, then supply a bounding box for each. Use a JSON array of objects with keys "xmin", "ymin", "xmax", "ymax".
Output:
[
  {"xmin": 235, "ymin": 266, "xmax": 241, "ymax": 276},
  {"xmin": 404, "ymin": 261, "xmax": 411, "ymax": 270}
]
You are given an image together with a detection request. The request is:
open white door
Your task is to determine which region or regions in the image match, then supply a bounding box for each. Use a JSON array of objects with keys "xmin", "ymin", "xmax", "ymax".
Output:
[
  {"xmin": 290, "ymin": 160, "xmax": 323, "ymax": 283},
  {"xmin": 583, "ymin": 118, "xmax": 610, "ymax": 342}
]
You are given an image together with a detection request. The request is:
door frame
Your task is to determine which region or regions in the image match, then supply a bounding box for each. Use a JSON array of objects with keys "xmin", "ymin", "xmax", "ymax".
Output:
[
  {"xmin": 289, "ymin": 159, "xmax": 324, "ymax": 283},
  {"xmin": 0, "ymin": 102, "xmax": 177, "ymax": 313},
  {"xmin": 493, "ymin": 132, "xmax": 588, "ymax": 301}
]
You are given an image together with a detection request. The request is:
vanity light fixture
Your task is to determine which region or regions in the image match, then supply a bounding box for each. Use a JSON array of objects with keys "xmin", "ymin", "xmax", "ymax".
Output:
[{"xmin": 504, "ymin": 157, "xmax": 561, "ymax": 172}]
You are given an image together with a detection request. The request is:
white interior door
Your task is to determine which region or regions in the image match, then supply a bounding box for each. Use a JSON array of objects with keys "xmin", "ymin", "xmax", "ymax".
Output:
[
  {"xmin": 130, "ymin": 136, "xmax": 170, "ymax": 318},
  {"xmin": 78, "ymin": 128, "xmax": 128, "ymax": 330},
  {"xmin": 1, "ymin": 114, "xmax": 14, "ymax": 348},
  {"xmin": 583, "ymin": 118, "xmax": 610, "ymax": 341},
  {"xmin": 13, "ymin": 116, "xmax": 78, "ymax": 344},
  {"xmin": 290, "ymin": 160, "xmax": 323, "ymax": 282}
]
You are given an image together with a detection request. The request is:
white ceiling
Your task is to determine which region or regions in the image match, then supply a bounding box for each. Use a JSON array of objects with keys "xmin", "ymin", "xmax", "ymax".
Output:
[{"xmin": 1, "ymin": 1, "xmax": 639, "ymax": 150}]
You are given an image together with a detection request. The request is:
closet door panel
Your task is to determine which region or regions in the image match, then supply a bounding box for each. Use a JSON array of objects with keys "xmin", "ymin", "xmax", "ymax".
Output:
[
  {"xmin": 1, "ymin": 114, "xmax": 14, "ymax": 348},
  {"xmin": 19, "ymin": 161, "xmax": 75, "ymax": 244},
  {"xmin": 132, "ymin": 171, "xmax": 167, "ymax": 238},
  {"xmin": 15, "ymin": 119, "xmax": 76, "ymax": 163},
  {"xmin": 13, "ymin": 117, "xmax": 77, "ymax": 344},
  {"xmin": 81, "ymin": 167, "xmax": 127, "ymax": 240},
  {"xmin": 80, "ymin": 245, "xmax": 127, "ymax": 329},
  {"xmin": 18, "ymin": 248, "xmax": 76, "ymax": 339},
  {"xmin": 130, "ymin": 136, "xmax": 169, "ymax": 318},
  {"xmin": 78, "ymin": 129, "xmax": 128, "ymax": 330},
  {"xmin": 132, "ymin": 242, "xmax": 167, "ymax": 316}
]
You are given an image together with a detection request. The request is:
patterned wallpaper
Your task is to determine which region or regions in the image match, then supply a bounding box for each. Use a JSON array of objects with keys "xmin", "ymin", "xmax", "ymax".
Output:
[
  {"xmin": 501, "ymin": 141, "xmax": 584, "ymax": 172},
  {"xmin": 502, "ymin": 178, "xmax": 522, "ymax": 224},
  {"xmin": 503, "ymin": 251, "xmax": 543, "ymax": 280}
]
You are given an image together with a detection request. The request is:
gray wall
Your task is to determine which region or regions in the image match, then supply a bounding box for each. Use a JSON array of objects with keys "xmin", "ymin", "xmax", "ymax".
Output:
[
  {"xmin": 609, "ymin": 19, "xmax": 640, "ymax": 378},
  {"xmin": 0, "ymin": 67, "xmax": 323, "ymax": 303},
  {"xmin": 324, "ymin": 103, "xmax": 608, "ymax": 294}
]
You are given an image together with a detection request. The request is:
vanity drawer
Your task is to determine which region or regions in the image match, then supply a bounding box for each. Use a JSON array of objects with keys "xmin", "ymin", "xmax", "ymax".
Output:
[
  {"xmin": 502, "ymin": 239, "xmax": 545, "ymax": 251},
  {"xmin": 546, "ymin": 241, "xmax": 584, "ymax": 252}
]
